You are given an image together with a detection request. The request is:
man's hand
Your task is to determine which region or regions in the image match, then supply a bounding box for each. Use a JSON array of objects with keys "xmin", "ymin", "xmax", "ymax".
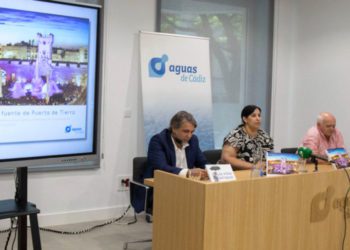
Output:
[{"xmin": 187, "ymin": 168, "xmax": 208, "ymax": 180}]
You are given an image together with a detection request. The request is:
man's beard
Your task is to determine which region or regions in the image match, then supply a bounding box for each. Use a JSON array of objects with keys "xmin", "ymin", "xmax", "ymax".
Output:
[{"xmin": 173, "ymin": 135, "xmax": 184, "ymax": 146}]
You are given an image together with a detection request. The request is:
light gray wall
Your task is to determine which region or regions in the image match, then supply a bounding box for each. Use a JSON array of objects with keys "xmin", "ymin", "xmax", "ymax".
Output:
[{"xmin": 271, "ymin": 0, "xmax": 350, "ymax": 152}]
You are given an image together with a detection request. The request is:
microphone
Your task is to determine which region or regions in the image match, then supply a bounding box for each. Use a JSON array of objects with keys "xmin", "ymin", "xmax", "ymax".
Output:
[
  {"xmin": 297, "ymin": 147, "xmax": 350, "ymax": 168},
  {"xmin": 297, "ymin": 147, "xmax": 329, "ymax": 162}
]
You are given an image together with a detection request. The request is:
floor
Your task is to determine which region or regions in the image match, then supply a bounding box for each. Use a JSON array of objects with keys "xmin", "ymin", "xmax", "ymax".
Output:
[{"xmin": 0, "ymin": 214, "xmax": 152, "ymax": 250}]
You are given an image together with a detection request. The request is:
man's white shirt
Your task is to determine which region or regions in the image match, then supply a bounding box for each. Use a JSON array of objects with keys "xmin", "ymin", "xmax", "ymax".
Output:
[{"xmin": 171, "ymin": 136, "xmax": 189, "ymax": 177}]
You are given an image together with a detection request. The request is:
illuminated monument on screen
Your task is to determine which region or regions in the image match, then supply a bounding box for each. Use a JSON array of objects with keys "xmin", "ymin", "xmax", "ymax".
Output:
[
  {"xmin": 0, "ymin": 1, "xmax": 101, "ymax": 169},
  {"xmin": 0, "ymin": 8, "xmax": 88, "ymax": 105}
]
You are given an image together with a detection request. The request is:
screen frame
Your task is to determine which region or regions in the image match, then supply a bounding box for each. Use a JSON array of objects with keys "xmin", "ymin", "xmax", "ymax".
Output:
[{"xmin": 0, "ymin": 0, "xmax": 104, "ymax": 172}]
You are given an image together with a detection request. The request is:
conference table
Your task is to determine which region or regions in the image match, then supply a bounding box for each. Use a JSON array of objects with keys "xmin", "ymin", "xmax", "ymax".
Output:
[{"xmin": 145, "ymin": 164, "xmax": 350, "ymax": 250}]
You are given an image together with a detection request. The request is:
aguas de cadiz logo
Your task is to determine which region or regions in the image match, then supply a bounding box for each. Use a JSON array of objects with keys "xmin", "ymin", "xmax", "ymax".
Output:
[
  {"xmin": 148, "ymin": 54, "xmax": 206, "ymax": 83},
  {"xmin": 310, "ymin": 185, "xmax": 350, "ymax": 223}
]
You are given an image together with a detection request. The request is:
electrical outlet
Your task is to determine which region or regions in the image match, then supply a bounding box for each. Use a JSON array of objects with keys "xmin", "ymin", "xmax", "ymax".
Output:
[{"xmin": 117, "ymin": 175, "xmax": 131, "ymax": 192}]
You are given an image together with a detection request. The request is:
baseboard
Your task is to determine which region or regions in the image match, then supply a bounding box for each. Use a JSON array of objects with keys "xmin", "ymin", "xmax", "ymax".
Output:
[{"xmin": 37, "ymin": 204, "xmax": 132, "ymax": 227}]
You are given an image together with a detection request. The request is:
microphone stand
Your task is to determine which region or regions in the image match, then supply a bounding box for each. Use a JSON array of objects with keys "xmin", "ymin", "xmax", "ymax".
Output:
[{"xmin": 311, "ymin": 156, "xmax": 318, "ymax": 172}]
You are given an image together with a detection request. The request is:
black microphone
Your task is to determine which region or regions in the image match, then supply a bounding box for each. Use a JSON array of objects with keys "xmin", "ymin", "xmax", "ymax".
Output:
[
  {"xmin": 297, "ymin": 147, "xmax": 329, "ymax": 162},
  {"xmin": 297, "ymin": 147, "xmax": 350, "ymax": 169},
  {"xmin": 310, "ymin": 154, "xmax": 329, "ymax": 162}
]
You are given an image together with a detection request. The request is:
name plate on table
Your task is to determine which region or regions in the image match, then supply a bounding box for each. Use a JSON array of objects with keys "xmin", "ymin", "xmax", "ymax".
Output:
[{"xmin": 205, "ymin": 164, "xmax": 236, "ymax": 182}]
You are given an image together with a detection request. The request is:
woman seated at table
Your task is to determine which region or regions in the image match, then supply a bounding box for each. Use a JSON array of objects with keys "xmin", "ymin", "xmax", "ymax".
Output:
[{"xmin": 220, "ymin": 105, "xmax": 274, "ymax": 170}]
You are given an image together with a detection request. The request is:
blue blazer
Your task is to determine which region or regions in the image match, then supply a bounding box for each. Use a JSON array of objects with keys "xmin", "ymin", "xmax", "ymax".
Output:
[
  {"xmin": 133, "ymin": 129, "xmax": 207, "ymax": 213},
  {"xmin": 144, "ymin": 129, "xmax": 207, "ymax": 178}
]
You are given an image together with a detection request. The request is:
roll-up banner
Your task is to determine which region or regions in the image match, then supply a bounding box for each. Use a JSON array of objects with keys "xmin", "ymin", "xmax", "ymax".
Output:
[{"xmin": 139, "ymin": 31, "xmax": 214, "ymax": 150}]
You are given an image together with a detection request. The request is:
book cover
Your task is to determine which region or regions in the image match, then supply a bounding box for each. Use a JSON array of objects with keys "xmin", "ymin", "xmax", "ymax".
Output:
[
  {"xmin": 325, "ymin": 148, "xmax": 349, "ymax": 169},
  {"xmin": 266, "ymin": 152, "xmax": 299, "ymax": 175}
]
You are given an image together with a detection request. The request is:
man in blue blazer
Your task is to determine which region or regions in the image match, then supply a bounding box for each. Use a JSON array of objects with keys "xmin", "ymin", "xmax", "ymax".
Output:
[
  {"xmin": 144, "ymin": 110, "xmax": 207, "ymax": 179},
  {"xmin": 134, "ymin": 111, "xmax": 207, "ymax": 215}
]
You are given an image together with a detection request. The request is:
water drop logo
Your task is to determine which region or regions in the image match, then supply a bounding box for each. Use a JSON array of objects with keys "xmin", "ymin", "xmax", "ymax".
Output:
[
  {"xmin": 148, "ymin": 54, "xmax": 168, "ymax": 77},
  {"xmin": 65, "ymin": 125, "xmax": 72, "ymax": 133}
]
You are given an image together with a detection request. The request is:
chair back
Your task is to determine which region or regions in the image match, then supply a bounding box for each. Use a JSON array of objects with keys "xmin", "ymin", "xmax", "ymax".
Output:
[
  {"xmin": 133, "ymin": 157, "xmax": 148, "ymax": 182},
  {"xmin": 131, "ymin": 156, "xmax": 151, "ymax": 215},
  {"xmin": 280, "ymin": 147, "xmax": 298, "ymax": 154},
  {"xmin": 125, "ymin": 158, "xmax": 153, "ymax": 248},
  {"xmin": 203, "ymin": 149, "xmax": 222, "ymax": 164}
]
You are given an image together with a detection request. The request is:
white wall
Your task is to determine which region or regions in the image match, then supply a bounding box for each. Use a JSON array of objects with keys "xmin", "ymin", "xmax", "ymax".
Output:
[
  {"xmin": 270, "ymin": 0, "xmax": 297, "ymax": 150},
  {"xmin": 0, "ymin": 0, "xmax": 155, "ymax": 227},
  {"xmin": 271, "ymin": 0, "xmax": 350, "ymax": 152}
]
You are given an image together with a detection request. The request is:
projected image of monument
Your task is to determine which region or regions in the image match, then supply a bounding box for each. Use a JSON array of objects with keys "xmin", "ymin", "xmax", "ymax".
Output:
[{"xmin": 0, "ymin": 8, "xmax": 89, "ymax": 105}]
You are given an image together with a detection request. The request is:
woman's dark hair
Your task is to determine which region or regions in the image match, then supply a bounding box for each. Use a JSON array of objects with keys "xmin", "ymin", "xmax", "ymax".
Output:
[
  {"xmin": 169, "ymin": 110, "xmax": 197, "ymax": 131},
  {"xmin": 240, "ymin": 105, "xmax": 261, "ymax": 125}
]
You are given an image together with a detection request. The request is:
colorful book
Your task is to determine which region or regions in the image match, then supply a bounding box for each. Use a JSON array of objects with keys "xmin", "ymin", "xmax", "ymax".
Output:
[
  {"xmin": 325, "ymin": 148, "xmax": 349, "ymax": 169},
  {"xmin": 266, "ymin": 152, "xmax": 300, "ymax": 175}
]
